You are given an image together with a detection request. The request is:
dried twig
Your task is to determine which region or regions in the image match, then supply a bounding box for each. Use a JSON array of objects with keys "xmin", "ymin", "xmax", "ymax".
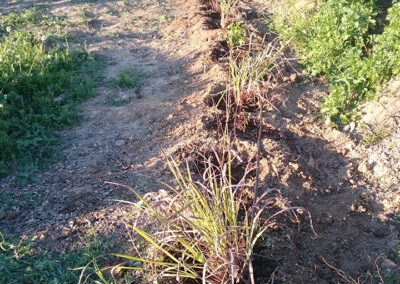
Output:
[
  {"xmin": 375, "ymin": 257, "xmax": 385, "ymax": 284},
  {"xmin": 271, "ymin": 266, "xmax": 279, "ymax": 284},
  {"xmin": 320, "ymin": 255, "xmax": 360, "ymax": 284},
  {"xmin": 248, "ymin": 92, "xmax": 264, "ymax": 284}
]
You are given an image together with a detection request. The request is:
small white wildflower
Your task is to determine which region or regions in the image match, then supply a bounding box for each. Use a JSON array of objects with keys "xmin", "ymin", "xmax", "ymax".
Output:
[
  {"xmin": 0, "ymin": 104, "xmax": 3, "ymax": 109},
  {"xmin": 6, "ymin": 26, "xmax": 11, "ymax": 33},
  {"xmin": 4, "ymin": 94, "xmax": 8, "ymax": 100},
  {"xmin": 40, "ymin": 35, "xmax": 47, "ymax": 42},
  {"xmin": 47, "ymin": 54, "xmax": 52, "ymax": 59},
  {"xmin": 301, "ymin": 13, "xmax": 306, "ymax": 19}
]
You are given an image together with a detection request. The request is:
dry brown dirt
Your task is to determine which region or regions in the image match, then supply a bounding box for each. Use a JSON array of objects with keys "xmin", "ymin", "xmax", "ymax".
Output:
[{"xmin": 0, "ymin": 0, "xmax": 399, "ymax": 283}]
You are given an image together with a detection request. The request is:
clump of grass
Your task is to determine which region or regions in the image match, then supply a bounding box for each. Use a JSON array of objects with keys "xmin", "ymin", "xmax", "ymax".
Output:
[
  {"xmin": 0, "ymin": 231, "xmax": 127, "ymax": 284},
  {"xmin": 203, "ymin": 0, "xmax": 239, "ymax": 28},
  {"xmin": 273, "ymin": 0, "xmax": 400, "ymax": 124},
  {"xmin": 0, "ymin": 24, "xmax": 103, "ymax": 180},
  {"xmin": 228, "ymin": 37, "xmax": 284, "ymax": 108},
  {"xmin": 99, "ymin": 149, "xmax": 300, "ymax": 283},
  {"xmin": 219, "ymin": 0, "xmax": 239, "ymax": 28},
  {"xmin": 111, "ymin": 69, "xmax": 147, "ymax": 90},
  {"xmin": 78, "ymin": 4, "xmax": 95, "ymax": 26},
  {"xmin": 361, "ymin": 125, "xmax": 390, "ymax": 146}
]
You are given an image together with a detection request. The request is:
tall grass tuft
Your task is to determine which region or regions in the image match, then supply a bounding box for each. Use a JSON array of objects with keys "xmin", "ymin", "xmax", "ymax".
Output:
[
  {"xmin": 203, "ymin": 0, "xmax": 239, "ymax": 28},
  {"xmin": 219, "ymin": 0, "xmax": 240, "ymax": 29},
  {"xmin": 228, "ymin": 37, "xmax": 284, "ymax": 108},
  {"xmin": 98, "ymin": 150, "xmax": 296, "ymax": 283}
]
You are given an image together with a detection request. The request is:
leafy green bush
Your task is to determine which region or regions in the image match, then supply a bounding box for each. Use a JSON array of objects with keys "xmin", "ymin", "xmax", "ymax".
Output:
[
  {"xmin": 0, "ymin": 28, "xmax": 102, "ymax": 179},
  {"xmin": 273, "ymin": 0, "xmax": 400, "ymax": 124},
  {"xmin": 227, "ymin": 21, "xmax": 246, "ymax": 48}
]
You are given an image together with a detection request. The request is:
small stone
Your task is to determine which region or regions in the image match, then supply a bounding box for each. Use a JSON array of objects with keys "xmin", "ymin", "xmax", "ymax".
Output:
[
  {"xmin": 357, "ymin": 162, "xmax": 370, "ymax": 174},
  {"xmin": 358, "ymin": 205, "xmax": 367, "ymax": 213},
  {"xmin": 289, "ymin": 73, "xmax": 298, "ymax": 83},
  {"xmin": 325, "ymin": 117, "xmax": 332, "ymax": 126},
  {"xmin": 70, "ymin": 186, "xmax": 85, "ymax": 194},
  {"xmin": 114, "ymin": 140, "xmax": 126, "ymax": 147},
  {"xmin": 61, "ymin": 227, "xmax": 70, "ymax": 238},
  {"xmin": 120, "ymin": 94, "xmax": 130, "ymax": 103},
  {"xmin": 372, "ymin": 163, "xmax": 386, "ymax": 178},
  {"xmin": 53, "ymin": 94, "xmax": 64, "ymax": 102},
  {"xmin": 289, "ymin": 162, "xmax": 299, "ymax": 171},
  {"xmin": 343, "ymin": 122, "xmax": 356, "ymax": 132}
]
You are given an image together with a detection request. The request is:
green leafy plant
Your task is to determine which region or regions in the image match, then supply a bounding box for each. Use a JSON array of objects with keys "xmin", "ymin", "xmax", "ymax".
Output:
[
  {"xmin": 111, "ymin": 69, "xmax": 147, "ymax": 90},
  {"xmin": 0, "ymin": 26, "xmax": 103, "ymax": 179},
  {"xmin": 0, "ymin": 7, "xmax": 67, "ymax": 36},
  {"xmin": 78, "ymin": 4, "xmax": 95, "ymax": 25},
  {"xmin": 227, "ymin": 22, "xmax": 246, "ymax": 48},
  {"xmin": 273, "ymin": 0, "xmax": 400, "ymax": 124}
]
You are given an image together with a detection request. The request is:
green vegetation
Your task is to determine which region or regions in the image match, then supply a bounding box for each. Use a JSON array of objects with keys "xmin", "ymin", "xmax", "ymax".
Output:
[
  {"xmin": 204, "ymin": 0, "xmax": 239, "ymax": 28},
  {"xmin": 77, "ymin": 4, "xmax": 95, "ymax": 26},
  {"xmin": 229, "ymin": 37, "xmax": 283, "ymax": 108},
  {"xmin": 111, "ymin": 69, "xmax": 146, "ymax": 90},
  {"xmin": 219, "ymin": 0, "xmax": 240, "ymax": 28},
  {"xmin": 0, "ymin": 231, "xmax": 127, "ymax": 284},
  {"xmin": 361, "ymin": 125, "xmax": 390, "ymax": 146},
  {"xmin": 0, "ymin": 8, "xmax": 103, "ymax": 180},
  {"xmin": 0, "ymin": 7, "xmax": 67, "ymax": 35},
  {"xmin": 227, "ymin": 21, "xmax": 246, "ymax": 48},
  {"xmin": 273, "ymin": 0, "xmax": 400, "ymax": 124}
]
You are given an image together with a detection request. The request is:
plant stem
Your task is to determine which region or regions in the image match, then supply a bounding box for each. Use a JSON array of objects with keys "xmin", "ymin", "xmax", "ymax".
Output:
[{"xmin": 248, "ymin": 94, "xmax": 264, "ymax": 284}]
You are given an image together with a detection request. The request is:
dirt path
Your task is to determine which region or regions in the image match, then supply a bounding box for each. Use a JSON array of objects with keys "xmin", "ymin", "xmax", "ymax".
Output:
[{"xmin": 0, "ymin": 0, "xmax": 222, "ymax": 251}]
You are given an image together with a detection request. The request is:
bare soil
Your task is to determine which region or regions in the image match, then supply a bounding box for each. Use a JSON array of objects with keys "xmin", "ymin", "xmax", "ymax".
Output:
[{"xmin": 1, "ymin": 0, "xmax": 399, "ymax": 283}]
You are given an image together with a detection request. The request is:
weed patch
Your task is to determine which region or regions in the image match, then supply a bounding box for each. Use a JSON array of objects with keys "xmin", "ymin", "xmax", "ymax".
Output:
[
  {"xmin": 0, "ymin": 7, "xmax": 67, "ymax": 35},
  {"xmin": 273, "ymin": 0, "xmax": 400, "ymax": 124},
  {"xmin": 111, "ymin": 69, "xmax": 147, "ymax": 90},
  {"xmin": 0, "ymin": 12, "xmax": 103, "ymax": 180},
  {"xmin": 0, "ymin": 231, "xmax": 127, "ymax": 284},
  {"xmin": 361, "ymin": 125, "xmax": 390, "ymax": 146}
]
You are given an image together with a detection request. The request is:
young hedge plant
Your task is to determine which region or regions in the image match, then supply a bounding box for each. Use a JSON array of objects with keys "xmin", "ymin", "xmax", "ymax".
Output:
[
  {"xmin": 97, "ymin": 151, "xmax": 293, "ymax": 283},
  {"xmin": 219, "ymin": 0, "xmax": 240, "ymax": 29},
  {"xmin": 228, "ymin": 37, "xmax": 284, "ymax": 108}
]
